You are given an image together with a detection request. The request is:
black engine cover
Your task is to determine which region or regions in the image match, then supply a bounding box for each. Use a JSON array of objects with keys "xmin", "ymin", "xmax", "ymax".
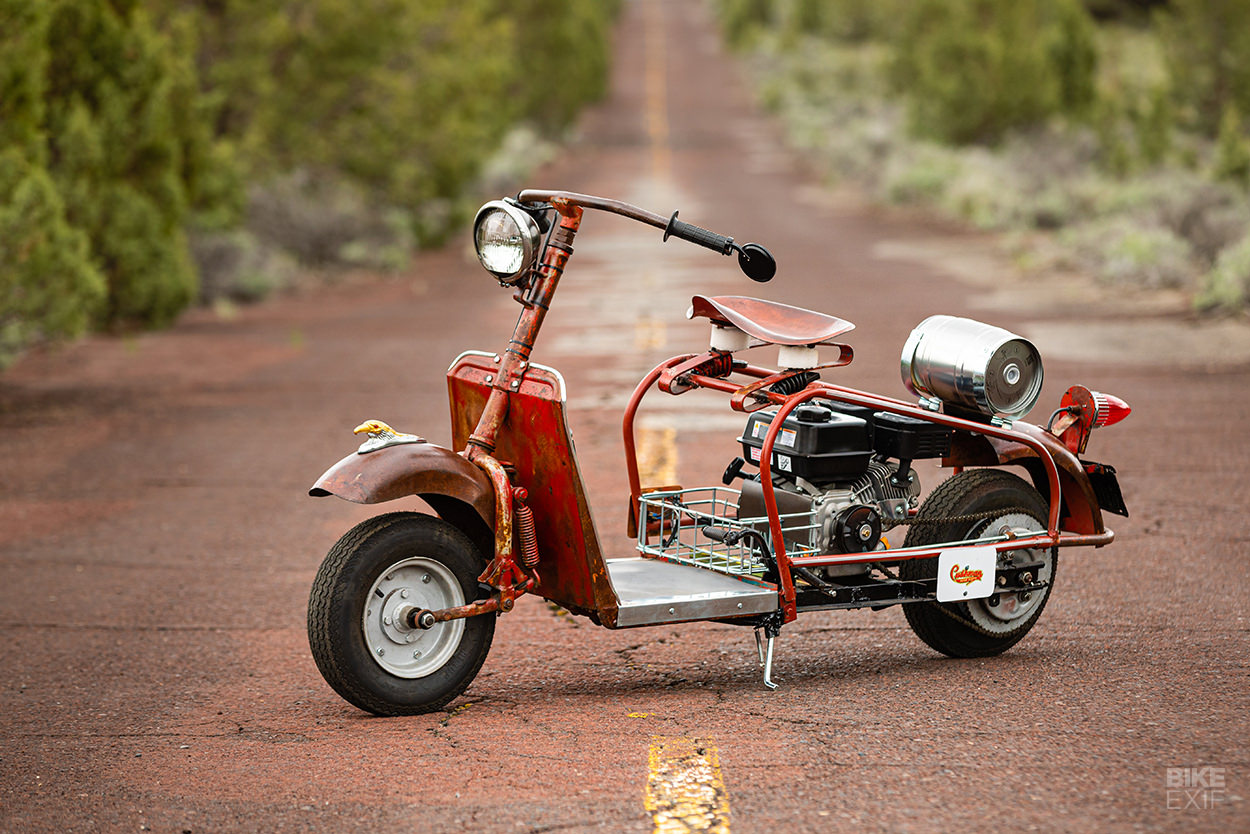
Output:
[{"xmin": 740, "ymin": 404, "xmax": 874, "ymax": 483}]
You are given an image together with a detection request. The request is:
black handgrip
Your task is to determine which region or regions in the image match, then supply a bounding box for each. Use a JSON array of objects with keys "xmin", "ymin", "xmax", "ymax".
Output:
[
  {"xmin": 663, "ymin": 211, "xmax": 734, "ymax": 255},
  {"xmin": 701, "ymin": 525, "xmax": 743, "ymax": 545}
]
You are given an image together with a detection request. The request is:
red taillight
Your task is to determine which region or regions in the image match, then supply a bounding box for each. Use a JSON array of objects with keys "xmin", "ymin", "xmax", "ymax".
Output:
[
  {"xmin": 1054, "ymin": 386, "xmax": 1131, "ymax": 455},
  {"xmin": 1090, "ymin": 391, "xmax": 1131, "ymax": 429}
]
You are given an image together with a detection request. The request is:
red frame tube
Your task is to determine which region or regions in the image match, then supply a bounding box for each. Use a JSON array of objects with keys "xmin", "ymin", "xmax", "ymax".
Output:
[{"xmin": 622, "ymin": 351, "xmax": 1112, "ymax": 623}]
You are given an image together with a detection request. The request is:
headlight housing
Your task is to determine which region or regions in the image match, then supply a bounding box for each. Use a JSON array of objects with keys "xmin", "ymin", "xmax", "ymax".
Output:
[{"xmin": 473, "ymin": 200, "xmax": 542, "ymax": 285}]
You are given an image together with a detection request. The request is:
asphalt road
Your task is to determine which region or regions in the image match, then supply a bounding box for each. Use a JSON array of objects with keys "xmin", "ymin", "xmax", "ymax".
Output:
[{"xmin": 2, "ymin": 1, "xmax": 1246, "ymax": 832}]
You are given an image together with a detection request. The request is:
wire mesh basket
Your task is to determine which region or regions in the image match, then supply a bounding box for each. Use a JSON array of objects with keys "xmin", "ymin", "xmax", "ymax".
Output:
[{"xmin": 635, "ymin": 487, "xmax": 820, "ymax": 578}]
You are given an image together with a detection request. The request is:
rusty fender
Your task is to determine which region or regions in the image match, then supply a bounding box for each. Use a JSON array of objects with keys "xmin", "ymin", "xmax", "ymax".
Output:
[
  {"xmin": 946, "ymin": 422, "xmax": 1106, "ymax": 537},
  {"xmin": 310, "ymin": 442, "xmax": 495, "ymax": 552}
]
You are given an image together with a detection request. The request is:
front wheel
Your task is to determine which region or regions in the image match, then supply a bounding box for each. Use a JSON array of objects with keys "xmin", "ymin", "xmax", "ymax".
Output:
[
  {"xmin": 899, "ymin": 469, "xmax": 1057, "ymax": 658},
  {"xmin": 307, "ymin": 512, "xmax": 495, "ymax": 716}
]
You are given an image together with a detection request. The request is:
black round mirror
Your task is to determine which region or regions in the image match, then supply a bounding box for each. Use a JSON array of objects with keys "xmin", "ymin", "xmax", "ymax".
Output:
[{"xmin": 737, "ymin": 243, "xmax": 776, "ymax": 282}]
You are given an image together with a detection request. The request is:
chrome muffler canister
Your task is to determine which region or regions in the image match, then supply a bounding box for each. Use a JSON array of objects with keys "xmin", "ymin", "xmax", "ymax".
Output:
[{"xmin": 900, "ymin": 315, "xmax": 1044, "ymax": 418}]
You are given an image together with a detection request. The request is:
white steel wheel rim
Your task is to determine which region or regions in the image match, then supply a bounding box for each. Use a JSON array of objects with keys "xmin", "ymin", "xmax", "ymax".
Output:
[
  {"xmin": 965, "ymin": 512, "xmax": 1053, "ymax": 634},
  {"xmin": 363, "ymin": 557, "xmax": 466, "ymax": 679}
]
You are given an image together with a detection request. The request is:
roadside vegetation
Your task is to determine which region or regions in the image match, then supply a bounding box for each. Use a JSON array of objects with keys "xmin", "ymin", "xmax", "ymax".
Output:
[
  {"xmin": 0, "ymin": 0, "xmax": 618, "ymax": 368},
  {"xmin": 714, "ymin": 0, "xmax": 1250, "ymax": 314}
]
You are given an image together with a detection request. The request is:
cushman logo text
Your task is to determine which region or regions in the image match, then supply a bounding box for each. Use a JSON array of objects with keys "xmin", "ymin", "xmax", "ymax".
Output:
[{"xmin": 949, "ymin": 564, "xmax": 983, "ymax": 585}]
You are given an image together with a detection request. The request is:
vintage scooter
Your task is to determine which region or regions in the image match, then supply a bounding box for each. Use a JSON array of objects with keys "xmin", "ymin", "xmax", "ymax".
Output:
[{"xmin": 307, "ymin": 190, "xmax": 1130, "ymax": 716}]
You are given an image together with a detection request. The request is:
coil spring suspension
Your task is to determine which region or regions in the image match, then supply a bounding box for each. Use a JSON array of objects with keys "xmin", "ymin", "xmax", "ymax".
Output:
[
  {"xmin": 692, "ymin": 352, "xmax": 734, "ymax": 378},
  {"xmin": 769, "ymin": 370, "xmax": 819, "ymax": 395},
  {"xmin": 512, "ymin": 486, "xmax": 540, "ymax": 569}
]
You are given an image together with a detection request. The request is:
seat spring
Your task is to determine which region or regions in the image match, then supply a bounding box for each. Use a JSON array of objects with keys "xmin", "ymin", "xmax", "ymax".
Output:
[
  {"xmin": 768, "ymin": 370, "xmax": 819, "ymax": 395},
  {"xmin": 692, "ymin": 352, "xmax": 734, "ymax": 378}
]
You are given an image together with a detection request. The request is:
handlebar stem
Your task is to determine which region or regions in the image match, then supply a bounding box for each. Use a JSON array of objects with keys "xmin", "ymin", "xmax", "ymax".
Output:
[{"xmin": 467, "ymin": 204, "xmax": 583, "ymax": 454}]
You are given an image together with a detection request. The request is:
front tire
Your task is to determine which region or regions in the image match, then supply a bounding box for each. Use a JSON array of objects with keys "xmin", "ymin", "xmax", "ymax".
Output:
[
  {"xmin": 307, "ymin": 512, "xmax": 495, "ymax": 716},
  {"xmin": 899, "ymin": 469, "xmax": 1057, "ymax": 658}
]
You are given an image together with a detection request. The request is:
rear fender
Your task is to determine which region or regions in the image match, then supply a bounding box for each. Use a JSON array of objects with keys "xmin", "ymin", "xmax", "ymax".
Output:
[
  {"xmin": 944, "ymin": 422, "xmax": 1105, "ymax": 535},
  {"xmin": 310, "ymin": 442, "xmax": 495, "ymax": 553}
]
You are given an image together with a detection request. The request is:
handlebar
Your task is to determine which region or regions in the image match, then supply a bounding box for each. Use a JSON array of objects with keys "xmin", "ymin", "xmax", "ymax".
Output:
[
  {"xmin": 515, "ymin": 189, "xmax": 775, "ymax": 281},
  {"xmin": 663, "ymin": 211, "xmax": 735, "ymax": 255},
  {"xmin": 516, "ymin": 189, "xmax": 671, "ymax": 230}
]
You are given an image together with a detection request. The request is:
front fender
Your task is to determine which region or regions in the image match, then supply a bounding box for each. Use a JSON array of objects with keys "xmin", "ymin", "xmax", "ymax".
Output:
[{"xmin": 310, "ymin": 442, "xmax": 495, "ymax": 530}]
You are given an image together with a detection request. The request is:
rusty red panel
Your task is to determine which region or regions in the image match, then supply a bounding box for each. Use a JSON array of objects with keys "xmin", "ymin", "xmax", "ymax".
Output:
[{"xmin": 448, "ymin": 352, "xmax": 618, "ymax": 624}]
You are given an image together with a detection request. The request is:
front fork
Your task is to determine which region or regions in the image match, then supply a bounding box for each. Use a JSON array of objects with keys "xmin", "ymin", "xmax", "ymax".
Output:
[
  {"xmin": 464, "ymin": 448, "xmax": 537, "ymax": 615},
  {"xmin": 414, "ymin": 200, "xmax": 585, "ymax": 629}
]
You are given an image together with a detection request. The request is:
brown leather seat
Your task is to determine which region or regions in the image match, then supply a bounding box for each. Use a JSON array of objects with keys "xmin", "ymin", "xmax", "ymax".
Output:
[{"xmin": 688, "ymin": 295, "xmax": 855, "ymax": 346}]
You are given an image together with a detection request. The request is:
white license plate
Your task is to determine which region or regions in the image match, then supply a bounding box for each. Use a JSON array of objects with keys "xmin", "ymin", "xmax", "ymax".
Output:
[{"xmin": 936, "ymin": 546, "xmax": 997, "ymax": 603}]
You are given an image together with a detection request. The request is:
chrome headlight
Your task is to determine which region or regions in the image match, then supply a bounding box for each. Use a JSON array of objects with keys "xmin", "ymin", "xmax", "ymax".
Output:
[
  {"xmin": 901, "ymin": 315, "xmax": 1044, "ymax": 419},
  {"xmin": 473, "ymin": 201, "xmax": 542, "ymax": 285}
]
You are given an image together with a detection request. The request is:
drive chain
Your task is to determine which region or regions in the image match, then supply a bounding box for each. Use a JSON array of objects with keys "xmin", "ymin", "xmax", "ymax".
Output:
[
  {"xmin": 896, "ymin": 507, "xmax": 1034, "ymax": 527},
  {"xmin": 896, "ymin": 506, "xmax": 1048, "ymax": 637}
]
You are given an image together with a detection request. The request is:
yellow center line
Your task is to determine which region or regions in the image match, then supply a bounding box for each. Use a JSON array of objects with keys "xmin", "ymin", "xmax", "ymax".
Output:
[
  {"xmin": 634, "ymin": 315, "xmax": 668, "ymax": 351},
  {"xmin": 638, "ymin": 6, "xmax": 729, "ymax": 831},
  {"xmin": 636, "ymin": 424, "xmax": 678, "ymax": 487},
  {"xmin": 635, "ymin": 0, "xmax": 677, "ymax": 491},
  {"xmin": 644, "ymin": 0, "xmax": 672, "ymax": 182},
  {"xmin": 645, "ymin": 737, "xmax": 731, "ymax": 833}
]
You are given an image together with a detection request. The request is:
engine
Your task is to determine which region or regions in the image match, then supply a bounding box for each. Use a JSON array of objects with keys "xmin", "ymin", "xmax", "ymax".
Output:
[{"xmin": 733, "ymin": 402, "xmax": 951, "ymax": 567}]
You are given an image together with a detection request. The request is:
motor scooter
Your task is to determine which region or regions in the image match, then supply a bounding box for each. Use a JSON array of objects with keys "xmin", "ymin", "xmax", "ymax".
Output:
[{"xmin": 307, "ymin": 190, "xmax": 1130, "ymax": 716}]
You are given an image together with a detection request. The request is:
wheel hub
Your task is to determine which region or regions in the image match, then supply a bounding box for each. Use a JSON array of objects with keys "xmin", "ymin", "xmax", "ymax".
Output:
[
  {"xmin": 363, "ymin": 557, "xmax": 465, "ymax": 678},
  {"xmin": 964, "ymin": 513, "xmax": 1053, "ymax": 633}
]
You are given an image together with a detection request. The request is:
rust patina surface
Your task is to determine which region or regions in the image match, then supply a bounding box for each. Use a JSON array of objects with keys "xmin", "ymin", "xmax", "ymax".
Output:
[
  {"xmin": 309, "ymin": 441, "xmax": 494, "ymax": 526},
  {"xmin": 449, "ymin": 353, "xmax": 618, "ymax": 625}
]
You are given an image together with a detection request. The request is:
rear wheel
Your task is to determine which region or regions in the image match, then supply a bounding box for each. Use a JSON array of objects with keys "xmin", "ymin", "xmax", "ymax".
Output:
[
  {"xmin": 899, "ymin": 469, "xmax": 1057, "ymax": 658},
  {"xmin": 308, "ymin": 512, "xmax": 495, "ymax": 716}
]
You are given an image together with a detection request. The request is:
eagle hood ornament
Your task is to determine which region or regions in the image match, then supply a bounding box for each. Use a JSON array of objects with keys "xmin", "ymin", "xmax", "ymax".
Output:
[{"xmin": 352, "ymin": 420, "xmax": 425, "ymax": 454}]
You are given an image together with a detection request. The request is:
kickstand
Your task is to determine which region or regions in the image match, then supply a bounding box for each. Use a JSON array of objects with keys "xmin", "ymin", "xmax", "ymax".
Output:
[{"xmin": 753, "ymin": 622, "xmax": 781, "ymax": 690}]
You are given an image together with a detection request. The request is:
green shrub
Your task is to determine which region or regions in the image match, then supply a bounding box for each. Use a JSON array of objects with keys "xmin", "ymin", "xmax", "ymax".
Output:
[
  {"xmin": 1195, "ymin": 232, "xmax": 1250, "ymax": 312},
  {"xmin": 0, "ymin": 150, "xmax": 106, "ymax": 368},
  {"xmin": 506, "ymin": 0, "xmax": 616, "ymax": 130},
  {"xmin": 1051, "ymin": 0, "xmax": 1099, "ymax": 118},
  {"xmin": 890, "ymin": 0, "xmax": 1098, "ymax": 145},
  {"xmin": 2, "ymin": 0, "xmax": 211, "ymax": 361},
  {"xmin": 2, "ymin": 0, "xmax": 240, "ymax": 330},
  {"xmin": 718, "ymin": 0, "xmax": 775, "ymax": 47},
  {"xmin": 787, "ymin": 0, "xmax": 903, "ymax": 42},
  {"xmin": 1213, "ymin": 104, "xmax": 1250, "ymax": 188},
  {"xmin": 1157, "ymin": 0, "xmax": 1250, "ymax": 136},
  {"xmin": 0, "ymin": 1, "xmax": 105, "ymax": 367},
  {"xmin": 0, "ymin": 0, "xmax": 45, "ymax": 160},
  {"xmin": 2, "ymin": 0, "xmax": 618, "ymax": 366},
  {"xmin": 1095, "ymin": 97, "xmax": 1135, "ymax": 176},
  {"xmin": 1134, "ymin": 84, "xmax": 1174, "ymax": 166},
  {"xmin": 1064, "ymin": 217, "xmax": 1194, "ymax": 288},
  {"xmin": 148, "ymin": 0, "xmax": 617, "ymax": 247},
  {"xmin": 44, "ymin": 2, "xmax": 213, "ymax": 326},
  {"xmin": 882, "ymin": 143, "xmax": 963, "ymax": 204}
]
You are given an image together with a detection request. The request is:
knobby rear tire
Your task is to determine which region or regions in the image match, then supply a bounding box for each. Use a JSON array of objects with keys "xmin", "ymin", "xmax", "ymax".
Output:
[{"xmin": 899, "ymin": 469, "xmax": 1057, "ymax": 658}]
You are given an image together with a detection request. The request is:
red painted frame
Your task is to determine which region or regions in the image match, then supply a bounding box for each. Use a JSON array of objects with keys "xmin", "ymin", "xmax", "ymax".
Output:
[{"xmin": 622, "ymin": 351, "xmax": 1114, "ymax": 622}]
